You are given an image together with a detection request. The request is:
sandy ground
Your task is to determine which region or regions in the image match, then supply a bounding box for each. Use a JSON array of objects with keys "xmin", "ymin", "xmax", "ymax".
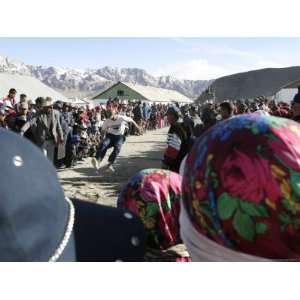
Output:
[{"xmin": 58, "ymin": 127, "xmax": 168, "ymax": 207}]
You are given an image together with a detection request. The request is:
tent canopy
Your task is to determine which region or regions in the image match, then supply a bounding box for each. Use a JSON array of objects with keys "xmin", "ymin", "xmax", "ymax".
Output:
[
  {"xmin": 92, "ymin": 81, "xmax": 193, "ymax": 104},
  {"xmin": 0, "ymin": 73, "xmax": 68, "ymax": 103},
  {"xmin": 274, "ymin": 78, "xmax": 300, "ymax": 103}
]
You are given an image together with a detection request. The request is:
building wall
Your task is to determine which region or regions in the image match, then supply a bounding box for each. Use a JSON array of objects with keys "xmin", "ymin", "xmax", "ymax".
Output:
[{"xmin": 93, "ymin": 82, "xmax": 147, "ymax": 101}]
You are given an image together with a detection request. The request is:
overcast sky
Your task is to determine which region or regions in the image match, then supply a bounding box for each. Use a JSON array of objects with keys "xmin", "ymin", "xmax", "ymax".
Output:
[{"xmin": 0, "ymin": 38, "xmax": 299, "ymax": 80}]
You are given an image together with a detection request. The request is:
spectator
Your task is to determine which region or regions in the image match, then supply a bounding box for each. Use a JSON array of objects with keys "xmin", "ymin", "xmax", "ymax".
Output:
[
  {"xmin": 162, "ymin": 106, "xmax": 190, "ymax": 173},
  {"xmin": 13, "ymin": 102, "xmax": 29, "ymax": 133},
  {"xmin": 220, "ymin": 101, "xmax": 234, "ymax": 120},
  {"xmin": 20, "ymin": 97, "xmax": 64, "ymax": 163},
  {"xmin": 292, "ymin": 86, "xmax": 300, "ymax": 123},
  {"xmin": 133, "ymin": 101, "xmax": 143, "ymax": 134},
  {"xmin": 0, "ymin": 105, "xmax": 8, "ymax": 129},
  {"xmin": 118, "ymin": 168, "xmax": 190, "ymax": 261},
  {"xmin": 180, "ymin": 114, "xmax": 300, "ymax": 261},
  {"xmin": 1, "ymin": 88, "xmax": 17, "ymax": 107},
  {"xmin": 0, "ymin": 129, "xmax": 146, "ymax": 262}
]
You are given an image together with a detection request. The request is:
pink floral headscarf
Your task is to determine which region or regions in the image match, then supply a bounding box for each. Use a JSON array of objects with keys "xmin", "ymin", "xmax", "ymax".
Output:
[
  {"xmin": 182, "ymin": 114, "xmax": 300, "ymax": 260},
  {"xmin": 118, "ymin": 169, "xmax": 182, "ymax": 250}
]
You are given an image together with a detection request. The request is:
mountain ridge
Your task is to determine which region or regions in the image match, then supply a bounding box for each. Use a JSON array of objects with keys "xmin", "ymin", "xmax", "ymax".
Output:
[{"xmin": 0, "ymin": 55, "xmax": 212, "ymax": 99}]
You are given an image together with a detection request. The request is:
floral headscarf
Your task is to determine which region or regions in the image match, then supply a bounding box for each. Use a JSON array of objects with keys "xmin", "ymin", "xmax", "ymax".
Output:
[
  {"xmin": 182, "ymin": 114, "xmax": 300, "ymax": 260},
  {"xmin": 118, "ymin": 169, "xmax": 182, "ymax": 250}
]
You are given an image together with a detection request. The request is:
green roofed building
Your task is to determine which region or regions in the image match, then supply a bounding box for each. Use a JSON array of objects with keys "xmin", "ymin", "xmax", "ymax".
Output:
[{"xmin": 91, "ymin": 81, "xmax": 193, "ymax": 104}]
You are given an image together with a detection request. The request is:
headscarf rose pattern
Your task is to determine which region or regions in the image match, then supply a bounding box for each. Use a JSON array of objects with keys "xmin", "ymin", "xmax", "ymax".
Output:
[{"xmin": 183, "ymin": 114, "xmax": 300, "ymax": 260}]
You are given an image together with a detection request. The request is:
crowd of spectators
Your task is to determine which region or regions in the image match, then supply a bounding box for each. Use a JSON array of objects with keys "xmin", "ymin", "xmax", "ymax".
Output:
[
  {"xmin": 0, "ymin": 89, "xmax": 172, "ymax": 168},
  {"xmin": 1, "ymin": 87, "xmax": 299, "ymax": 173}
]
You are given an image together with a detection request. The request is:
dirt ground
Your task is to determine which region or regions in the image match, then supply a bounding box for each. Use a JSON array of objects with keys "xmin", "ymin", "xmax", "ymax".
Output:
[{"xmin": 58, "ymin": 127, "xmax": 168, "ymax": 207}]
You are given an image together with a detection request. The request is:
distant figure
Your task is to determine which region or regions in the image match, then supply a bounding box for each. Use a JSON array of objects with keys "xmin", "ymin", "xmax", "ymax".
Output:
[
  {"xmin": 20, "ymin": 93, "xmax": 27, "ymax": 103},
  {"xmin": 1, "ymin": 88, "xmax": 17, "ymax": 107},
  {"xmin": 13, "ymin": 102, "xmax": 29, "ymax": 133},
  {"xmin": 133, "ymin": 101, "xmax": 143, "ymax": 134},
  {"xmin": 189, "ymin": 105, "xmax": 203, "ymax": 138},
  {"xmin": 220, "ymin": 101, "xmax": 234, "ymax": 120},
  {"xmin": 16, "ymin": 94, "xmax": 28, "ymax": 113},
  {"xmin": 200, "ymin": 106, "xmax": 217, "ymax": 135}
]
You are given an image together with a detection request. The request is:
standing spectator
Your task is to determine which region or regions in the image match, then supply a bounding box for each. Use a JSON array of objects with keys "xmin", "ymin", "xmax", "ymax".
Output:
[
  {"xmin": 20, "ymin": 97, "xmax": 64, "ymax": 163},
  {"xmin": 1, "ymin": 100, "xmax": 17, "ymax": 129},
  {"xmin": 162, "ymin": 106, "xmax": 190, "ymax": 173},
  {"xmin": 16, "ymin": 93, "xmax": 28, "ymax": 113},
  {"xmin": 182, "ymin": 106, "xmax": 194, "ymax": 139},
  {"xmin": 189, "ymin": 105, "xmax": 203, "ymax": 138},
  {"xmin": 13, "ymin": 102, "xmax": 29, "ymax": 133},
  {"xmin": 142, "ymin": 102, "xmax": 151, "ymax": 131},
  {"xmin": 133, "ymin": 101, "xmax": 143, "ymax": 134},
  {"xmin": 1, "ymin": 88, "xmax": 17, "ymax": 107},
  {"xmin": 220, "ymin": 101, "xmax": 234, "ymax": 120},
  {"xmin": 27, "ymin": 100, "xmax": 36, "ymax": 120},
  {"xmin": 62, "ymin": 103, "xmax": 74, "ymax": 127},
  {"xmin": 198, "ymin": 106, "xmax": 217, "ymax": 136},
  {"xmin": 19, "ymin": 93, "xmax": 27, "ymax": 103}
]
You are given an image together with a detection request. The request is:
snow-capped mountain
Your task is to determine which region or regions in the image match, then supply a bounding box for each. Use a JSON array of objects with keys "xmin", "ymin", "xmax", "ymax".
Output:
[{"xmin": 0, "ymin": 55, "xmax": 213, "ymax": 99}]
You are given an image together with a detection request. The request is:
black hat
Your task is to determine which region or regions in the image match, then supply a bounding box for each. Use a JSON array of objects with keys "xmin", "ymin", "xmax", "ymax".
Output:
[
  {"xmin": 0, "ymin": 129, "xmax": 146, "ymax": 262},
  {"xmin": 293, "ymin": 86, "xmax": 300, "ymax": 104}
]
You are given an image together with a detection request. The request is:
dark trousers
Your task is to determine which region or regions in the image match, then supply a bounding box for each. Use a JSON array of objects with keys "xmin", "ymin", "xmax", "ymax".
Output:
[{"xmin": 95, "ymin": 133, "xmax": 124, "ymax": 164}]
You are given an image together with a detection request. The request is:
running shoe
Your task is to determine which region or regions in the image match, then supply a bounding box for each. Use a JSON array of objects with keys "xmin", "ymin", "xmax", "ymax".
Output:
[{"xmin": 91, "ymin": 157, "xmax": 100, "ymax": 170}]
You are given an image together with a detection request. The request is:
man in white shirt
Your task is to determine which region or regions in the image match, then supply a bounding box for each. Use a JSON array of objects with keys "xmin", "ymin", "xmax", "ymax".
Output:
[{"xmin": 91, "ymin": 104, "xmax": 141, "ymax": 172}]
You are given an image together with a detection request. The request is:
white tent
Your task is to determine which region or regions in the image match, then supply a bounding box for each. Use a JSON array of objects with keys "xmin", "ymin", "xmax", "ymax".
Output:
[
  {"xmin": 274, "ymin": 79, "xmax": 300, "ymax": 103},
  {"xmin": 0, "ymin": 73, "xmax": 68, "ymax": 103},
  {"xmin": 275, "ymin": 88, "xmax": 298, "ymax": 103}
]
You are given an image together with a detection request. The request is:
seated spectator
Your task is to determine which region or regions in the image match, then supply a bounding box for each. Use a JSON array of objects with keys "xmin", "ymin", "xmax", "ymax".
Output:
[
  {"xmin": 0, "ymin": 129, "xmax": 146, "ymax": 262},
  {"xmin": 180, "ymin": 114, "xmax": 300, "ymax": 261}
]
